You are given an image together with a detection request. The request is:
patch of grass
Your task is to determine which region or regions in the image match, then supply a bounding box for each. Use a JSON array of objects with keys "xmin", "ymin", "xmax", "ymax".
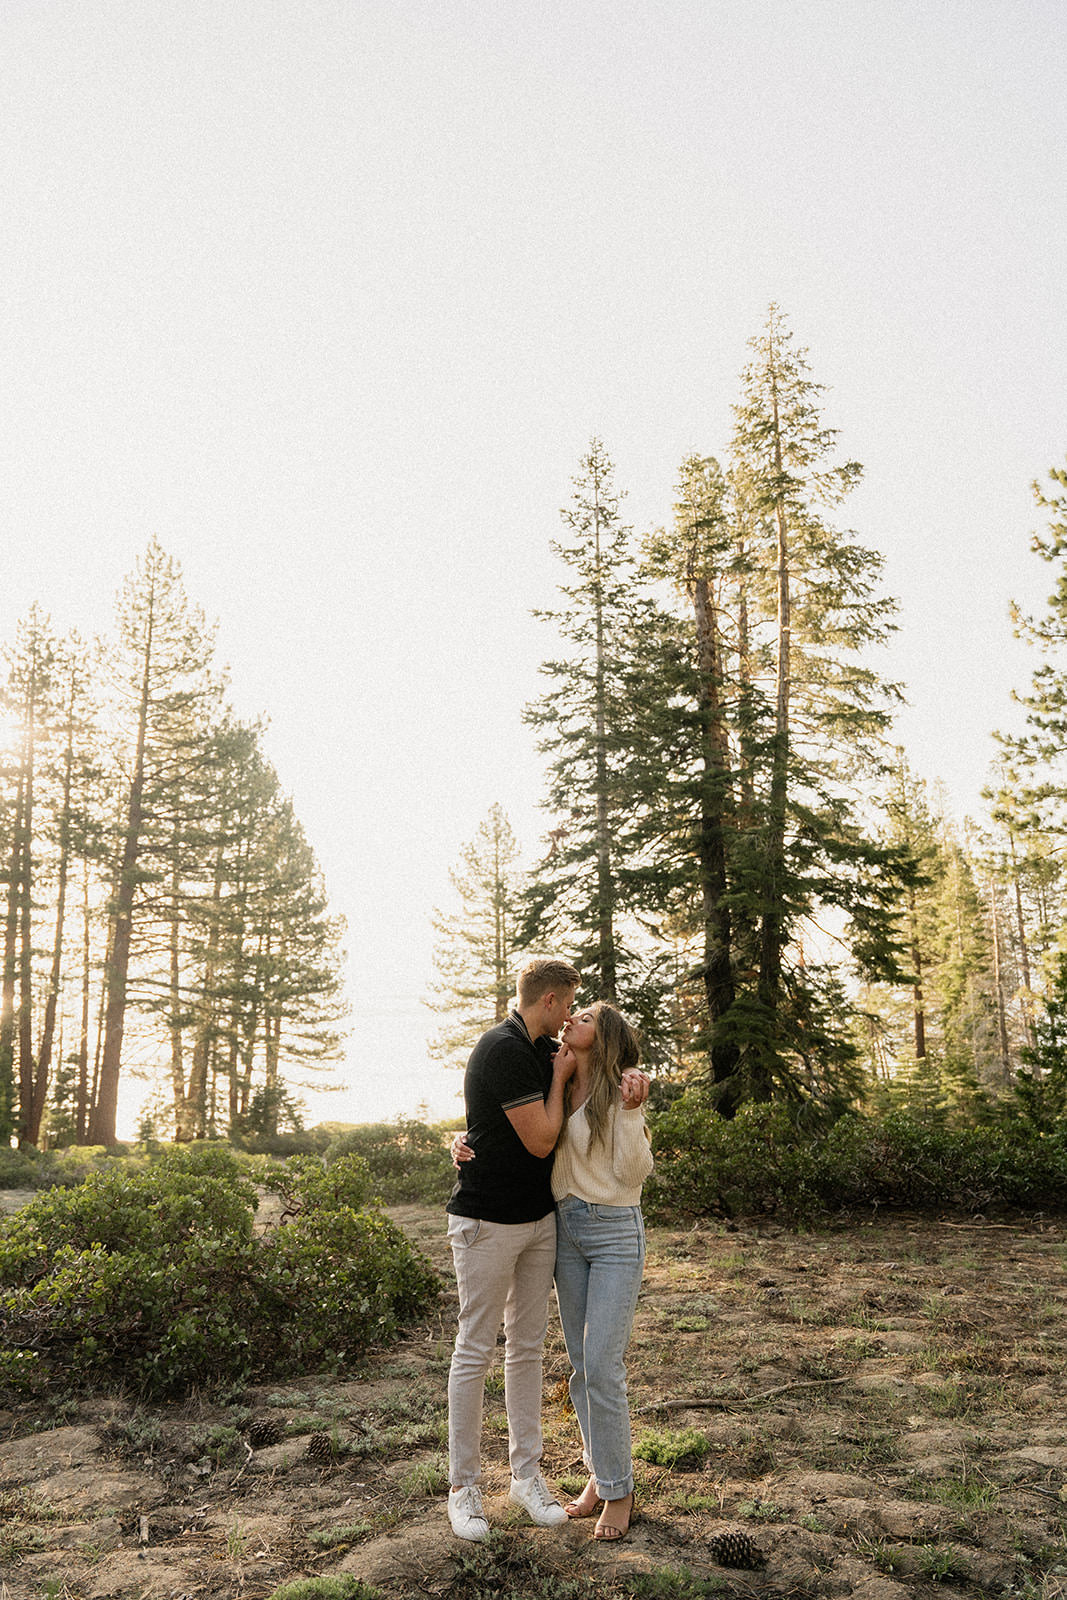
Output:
[
  {"xmin": 101, "ymin": 1410, "xmax": 164, "ymax": 1458},
  {"xmin": 668, "ymin": 1491, "xmax": 723, "ymax": 1513},
  {"xmin": 914, "ymin": 1541, "xmax": 971, "ymax": 1581},
  {"xmin": 189, "ymin": 1422, "xmax": 244, "ymax": 1466},
  {"xmin": 714, "ymin": 1251, "xmax": 746, "ymax": 1277},
  {"xmin": 842, "ymin": 1429, "xmax": 900, "ymax": 1469},
  {"xmin": 401, "ymin": 1454, "xmax": 449, "ymax": 1496},
  {"xmin": 741, "ymin": 1439, "xmax": 777, "ymax": 1475},
  {"xmin": 922, "ymin": 1473, "xmax": 1001, "ymax": 1511},
  {"xmin": 0, "ymin": 1490, "xmax": 60, "ymax": 1563},
  {"xmin": 838, "ymin": 1334, "xmax": 883, "ymax": 1360},
  {"xmin": 267, "ymin": 1579, "xmax": 385, "ymax": 1600},
  {"xmin": 735, "ymin": 1498, "xmax": 782, "ymax": 1522},
  {"xmin": 306, "ymin": 1521, "xmax": 375, "ymax": 1550},
  {"xmin": 853, "ymin": 1535, "xmax": 904, "ymax": 1573},
  {"xmin": 633, "ymin": 1427, "xmax": 711, "ymax": 1470},
  {"xmin": 673, "ymin": 1317, "xmax": 709, "ymax": 1333},
  {"xmin": 624, "ymin": 1571, "xmax": 730, "ymax": 1598},
  {"xmin": 927, "ymin": 1379, "xmax": 986, "ymax": 1420},
  {"xmin": 226, "ymin": 1518, "xmax": 250, "ymax": 1560},
  {"xmin": 448, "ymin": 1532, "xmax": 624, "ymax": 1598}
]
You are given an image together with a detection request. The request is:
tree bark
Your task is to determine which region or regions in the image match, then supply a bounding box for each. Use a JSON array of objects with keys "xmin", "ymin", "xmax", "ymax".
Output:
[
  {"xmin": 591, "ymin": 468, "xmax": 617, "ymax": 1001},
  {"xmin": 690, "ymin": 560, "xmax": 739, "ymax": 1108},
  {"xmin": 756, "ymin": 363, "xmax": 790, "ymax": 1094},
  {"xmin": 90, "ymin": 593, "xmax": 154, "ymax": 1145}
]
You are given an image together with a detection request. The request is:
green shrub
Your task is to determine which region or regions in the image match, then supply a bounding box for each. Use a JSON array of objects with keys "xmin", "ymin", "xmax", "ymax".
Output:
[
  {"xmin": 267, "ymin": 1580, "xmax": 384, "ymax": 1600},
  {"xmin": 324, "ymin": 1119, "xmax": 456, "ymax": 1204},
  {"xmin": 644, "ymin": 1100, "xmax": 821, "ymax": 1222},
  {"xmin": 633, "ymin": 1427, "xmax": 711, "ymax": 1469},
  {"xmin": 0, "ymin": 1144, "xmax": 439, "ymax": 1398},
  {"xmin": 0, "ymin": 1143, "xmax": 130, "ymax": 1192},
  {"xmin": 645, "ymin": 1098, "xmax": 1067, "ymax": 1222}
]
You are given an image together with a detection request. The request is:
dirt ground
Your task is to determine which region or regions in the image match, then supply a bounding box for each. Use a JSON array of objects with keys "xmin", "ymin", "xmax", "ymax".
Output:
[{"xmin": 2, "ymin": 1202, "xmax": 1067, "ymax": 1599}]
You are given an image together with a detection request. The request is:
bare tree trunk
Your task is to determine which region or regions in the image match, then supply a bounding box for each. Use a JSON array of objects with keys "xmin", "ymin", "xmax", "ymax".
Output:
[
  {"xmin": 1007, "ymin": 833, "xmax": 1035, "ymax": 1047},
  {"xmin": 989, "ymin": 883, "xmax": 1012, "ymax": 1082},
  {"xmin": 168, "ymin": 850, "xmax": 189, "ymax": 1137},
  {"xmin": 493, "ymin": 828, "xmax": 509, "ymax": 1022},
  {"xmin": 76, "ymin": 864, "xmax": 91, "ymax": 1143},
  {"xmin": 756, "ymin": 367, "xmax": 790, "ymax": 1095},
  {"xmin": 29, "ymin": 672, "xmax": 77, "ymax": 1144},
  {"xmin": 591, "ymin": 471, "xmax": 617, "ymax": 1001},
  {"xmin": 0, "ymin": 768, "xmax": 25, "ymax": 1141},
  {"xmin": 91, "ymin": 598, "xmax": 153, "ymax": 1145},
  {"xmin": 180, "ymin": 830, "xmax": 225, "ymax": 1140},
  {"xmin": 16, "ymin": 656, "xmax": 39, "ymax": 1147},
  {"xmin": 908, "ymin": 886, "xmax": 927, "ymax": 1060},
  {"xmin": 691, "ymin": 558, "xmax": 739, "ymax": 1109}
]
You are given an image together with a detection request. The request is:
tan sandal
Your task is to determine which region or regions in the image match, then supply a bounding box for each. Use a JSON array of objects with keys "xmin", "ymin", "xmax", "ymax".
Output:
[{"xmin": 594, "ymin": 1492, "xmax": 635, "ymax": 1541}]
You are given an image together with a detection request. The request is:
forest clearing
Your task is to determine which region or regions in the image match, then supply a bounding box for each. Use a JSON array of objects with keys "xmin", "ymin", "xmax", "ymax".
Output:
[{"xmin": 3, "ymin": 1200, "xmax": 1066, "ymax": 1600}]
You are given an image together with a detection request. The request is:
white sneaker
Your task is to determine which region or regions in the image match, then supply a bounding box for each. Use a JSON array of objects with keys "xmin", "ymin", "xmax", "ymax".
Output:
[
  {"xmin": 509, "ymin": 1472, "xmax": 568, "ymax": 1527},
  {"xmin": 448, "ymin": 1484, "xmax": 490, "ymax": 1541}
]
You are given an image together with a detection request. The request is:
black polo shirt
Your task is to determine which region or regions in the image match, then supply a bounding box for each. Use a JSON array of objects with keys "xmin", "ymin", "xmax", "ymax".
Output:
[{"xmin": 446, "ymin": 1012, "xmax": 557, "ymax": 1224}]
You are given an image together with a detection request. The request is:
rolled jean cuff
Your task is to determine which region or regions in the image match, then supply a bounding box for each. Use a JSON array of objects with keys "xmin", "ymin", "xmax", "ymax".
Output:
[{"xmin": 595, "ymin": 1469, "xmax": 634, "ymax": 1499}]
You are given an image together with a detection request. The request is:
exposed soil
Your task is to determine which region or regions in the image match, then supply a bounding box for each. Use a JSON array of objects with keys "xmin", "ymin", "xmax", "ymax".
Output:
[{"xmin": 2, "ymin": 1203, "xmax": 1067, "ymax": 1599}]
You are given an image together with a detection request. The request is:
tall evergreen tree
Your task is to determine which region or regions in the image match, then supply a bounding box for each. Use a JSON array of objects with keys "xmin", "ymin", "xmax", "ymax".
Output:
[
  {"xmin": 426, "ymin": 803, "xmax": 524, "ymax": 1068},
  {"xmin": 721, "ymin": 304, "xmax": 907, "ymax": 1107},
  {"xmin": 523, "ymin": 440, "xmax": 665, "ymax": 1023},
  {"xmin": 88, "ymin": 540, "xmax": 222, "ymax": 1145}
]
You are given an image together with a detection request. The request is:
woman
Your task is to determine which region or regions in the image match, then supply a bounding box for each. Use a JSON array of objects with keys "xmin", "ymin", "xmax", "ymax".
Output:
[{"xmin": 551, "ymin": 1001, "xmax": 653, "ymax": 1541}]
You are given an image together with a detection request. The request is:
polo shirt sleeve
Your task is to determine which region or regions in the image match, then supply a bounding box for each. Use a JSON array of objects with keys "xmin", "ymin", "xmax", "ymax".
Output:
[{"xmin": 492, "ymin": 1041, "xmax": 548, "ymax": 1113}]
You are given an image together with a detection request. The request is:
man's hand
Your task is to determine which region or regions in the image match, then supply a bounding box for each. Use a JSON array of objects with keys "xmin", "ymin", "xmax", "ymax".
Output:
[
  {"xmin": 620, "ymin": 1069, "xmax": 650, "ymax": 1110},
  {"xmin": 450, "ymin": 1131, "xmax": 474, "ymax": 1168}
]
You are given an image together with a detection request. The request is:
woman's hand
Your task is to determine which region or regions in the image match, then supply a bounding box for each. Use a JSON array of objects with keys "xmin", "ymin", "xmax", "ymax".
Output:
[
  {"xmin": 553, "ymin": 1042, "xmax": 578, "ymax": 1081},
  {"xmin": 620, "ymin": 1069, "xmax": 650, "ymax": 1110},
  {"xmin": 450, "ymin": 1131, "xmax": 474, "ymax": 1168}
]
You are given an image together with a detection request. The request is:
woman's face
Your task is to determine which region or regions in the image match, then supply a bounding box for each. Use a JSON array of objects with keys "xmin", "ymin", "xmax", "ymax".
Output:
[{"xmin": 561, "ymin": 1007, "xmax": 597, "ymax": 1055}]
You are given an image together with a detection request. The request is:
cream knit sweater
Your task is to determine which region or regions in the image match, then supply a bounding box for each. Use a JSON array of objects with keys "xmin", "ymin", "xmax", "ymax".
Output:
[{"xmin": 551, "ymin": 1099, "xmax": 654, "ymax": 1207}]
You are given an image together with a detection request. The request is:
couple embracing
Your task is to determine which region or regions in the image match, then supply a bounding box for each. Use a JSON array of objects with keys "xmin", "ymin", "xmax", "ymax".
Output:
[{"xmin": 445, "ymin": 957, "xmax": 653, "ymax": 1544}]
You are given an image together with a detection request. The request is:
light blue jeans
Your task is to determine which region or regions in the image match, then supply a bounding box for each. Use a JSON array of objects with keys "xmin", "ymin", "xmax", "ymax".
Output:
[{"xmin": 554, "ymin": 1196, "xmax": 645, "ymax": 1500}]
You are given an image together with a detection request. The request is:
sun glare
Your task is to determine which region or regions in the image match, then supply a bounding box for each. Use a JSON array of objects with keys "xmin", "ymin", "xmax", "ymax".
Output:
[{"xmin": 0, "ymin": 712, "xmax": 22, "ymax": 754}]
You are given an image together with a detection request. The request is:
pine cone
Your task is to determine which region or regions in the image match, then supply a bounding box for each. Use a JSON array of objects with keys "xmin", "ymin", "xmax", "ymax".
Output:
[
  {"xmin": 305, "ymin": 1431, "xmax": 334, "ymax": 1463},
  {"xmin": 247, "ymin": 1419, "xmax": 281, "ymax": 1450},
  {"xmin": 708, "ymin": 1529, "xmax": 764, "ymax": 1569}
]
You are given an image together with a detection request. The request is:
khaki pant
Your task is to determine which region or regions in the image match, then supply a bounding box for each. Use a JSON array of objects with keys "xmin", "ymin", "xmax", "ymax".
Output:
[{"xmin": 446, "ymin": 1211, "xmax": 557, "ymax": 1487}]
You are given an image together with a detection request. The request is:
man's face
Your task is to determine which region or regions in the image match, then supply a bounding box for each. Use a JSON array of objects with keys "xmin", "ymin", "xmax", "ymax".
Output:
[{"xmin": 542, "ymin": 986, "xmax": 577, "ymax": 1038}]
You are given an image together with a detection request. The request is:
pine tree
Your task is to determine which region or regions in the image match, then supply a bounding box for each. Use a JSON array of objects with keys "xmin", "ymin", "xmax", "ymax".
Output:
[
  {"xmin": 523, "ymin": 439, "xmax": 667, "ymax": 1025},
  {"xmin": 722, "ymin": 305, "xmax": 907, "ymax": 1107},
  {"xmin": 426, "ymin": 803, "xmax": 524, "ymax": 1067},
  {"xmin": 88, "ymin": 540, "xmax": 223, "ymax": 1145},
  {"xmin": 641, "ymin": 455, "xmax": 752, "ymax": 1103}
]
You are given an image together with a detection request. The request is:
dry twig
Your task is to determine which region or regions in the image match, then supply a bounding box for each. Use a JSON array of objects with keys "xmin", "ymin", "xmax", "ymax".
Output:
[{"xmin": 635, "ymin": 1374, "xmax": 849, "ymax": 1416}]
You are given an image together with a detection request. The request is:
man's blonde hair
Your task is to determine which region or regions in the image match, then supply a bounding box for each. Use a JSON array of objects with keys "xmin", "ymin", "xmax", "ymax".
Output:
[{"xmin": 517, "ymin": 958, "xmax": 582, "ymax": 1006}]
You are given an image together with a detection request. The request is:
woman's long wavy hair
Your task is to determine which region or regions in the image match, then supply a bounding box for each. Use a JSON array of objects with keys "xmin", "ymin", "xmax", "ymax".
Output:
[{"xmin": 562, "ymin": 1002, "xmax": 641, "ymax": 1152}]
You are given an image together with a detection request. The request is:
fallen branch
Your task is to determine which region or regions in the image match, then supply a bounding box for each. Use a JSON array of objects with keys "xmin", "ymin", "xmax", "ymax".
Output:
[
  {"xmin": 635, "ymin": 1375, "xmax": 849, "ymax": 1416},
  {"xmin": 1009, "ymin": 1481, "xmax": 1064, "ymax": 1502}
]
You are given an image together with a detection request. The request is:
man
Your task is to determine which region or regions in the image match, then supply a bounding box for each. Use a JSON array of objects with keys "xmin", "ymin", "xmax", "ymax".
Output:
[{"xmin": 445, "ymin": 957, "xmax": 648, "ymax": 1541}]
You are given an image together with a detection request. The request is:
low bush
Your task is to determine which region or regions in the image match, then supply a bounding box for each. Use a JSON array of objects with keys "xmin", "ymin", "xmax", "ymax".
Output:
[
  {"xmin": 323, "ymin": 1119, "xmax": 457, "ymax": 1204},
  {"xmin": 633, "ymin": 1427, "xmax": 711, "ymax": 1469},
  {"xmin": 645, "ymin": 1099, "xmax": 1067, "ymax": 1222},
  {"xmin": 0, "ymin": 1143, "xmax": 133, "ymax": 1191},
  {"xmin": 0, "ymin": 1145, "xmax": 439, "ymax": 1399}
]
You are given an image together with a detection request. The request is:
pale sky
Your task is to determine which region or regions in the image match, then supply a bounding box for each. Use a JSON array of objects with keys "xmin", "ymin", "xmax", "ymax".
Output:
[{"xmin": 2, "ymin": 1, "xmax": 1065, "ymax": 1132}]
